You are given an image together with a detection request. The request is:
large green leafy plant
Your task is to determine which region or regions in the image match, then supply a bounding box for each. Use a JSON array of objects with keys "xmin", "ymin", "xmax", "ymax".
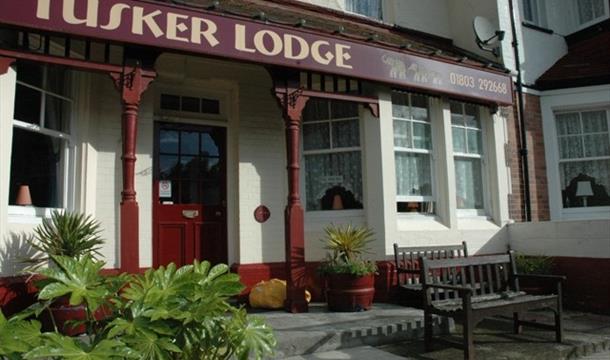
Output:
[
  {"xmin": 24, "ymin": 210, "xmax": 105, "ymax": 271},
  {"xmin": 318, "ymin": 224, "xmax": 377, "ymax": 276},
  {"xmin": 0, "ymin": 255, "xmax": 276, "ymax": 360}
]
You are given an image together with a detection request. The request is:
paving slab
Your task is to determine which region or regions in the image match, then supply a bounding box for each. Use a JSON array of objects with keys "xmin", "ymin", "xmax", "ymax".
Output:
[
  {"xmin": 377, "ymin": 310, "xmax": 610, "ymax": 360},
  {"xmin": 283, "ymin": 346, "xmax": 406, "ymax": 360},
  {"xmin": 250, "ymin": 303, "xmax": 450, "ymax": 359}
]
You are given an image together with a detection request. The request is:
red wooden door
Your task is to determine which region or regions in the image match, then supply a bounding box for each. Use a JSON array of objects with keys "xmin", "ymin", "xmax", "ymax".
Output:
[{"xmin": 153, "ymin": 123, "xmax": 227, "ymax": 268}]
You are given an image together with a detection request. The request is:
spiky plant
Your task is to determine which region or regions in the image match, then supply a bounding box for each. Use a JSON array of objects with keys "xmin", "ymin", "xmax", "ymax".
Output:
[
  {"xmin": 323, "ymin": 223, "xmax": 374, "ymax": 263},
  {"xmin": 24, "ymin": 210, "xmax": 104, "ymax": 271}
]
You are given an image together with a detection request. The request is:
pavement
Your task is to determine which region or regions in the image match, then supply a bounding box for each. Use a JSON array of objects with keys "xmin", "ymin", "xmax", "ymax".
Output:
[{"xmin": 252, "ymin": 304, "xmax": 610, "ymax": 359}]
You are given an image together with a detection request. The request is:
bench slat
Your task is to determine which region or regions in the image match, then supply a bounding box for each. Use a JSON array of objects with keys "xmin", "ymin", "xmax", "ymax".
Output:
[{"xmin": 424, "ymin": 254, "xmax": 511, "ymax": 269}]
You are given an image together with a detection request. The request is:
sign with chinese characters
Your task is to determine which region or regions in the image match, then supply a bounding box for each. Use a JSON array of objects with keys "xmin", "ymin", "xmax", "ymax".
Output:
[{"xmin": 0, "ymin": 0, "xmax": 513, "ymax": 104}]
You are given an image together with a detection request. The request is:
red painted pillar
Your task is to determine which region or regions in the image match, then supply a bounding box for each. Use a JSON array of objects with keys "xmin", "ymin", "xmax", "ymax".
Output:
[
  {"xmin": 0, "ymin": 57, "xmax": 16, "ymax": 75},
  {"xmin": 110, "ymin": 65, "xmax": 154, "ymax": 273},
  {"xmin": 275, "ymin": 84, "xmax": 310, "ymax": 313}
]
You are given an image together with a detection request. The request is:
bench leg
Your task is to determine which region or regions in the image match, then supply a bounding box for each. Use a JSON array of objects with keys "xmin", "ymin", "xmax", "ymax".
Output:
[
  {"xmin": 424, "ymin": 311, "xmax": 433, "ymax": 351},
  {"xmin": 463, "ymin": 315, "xmax": 474, "ymax": 360},
  {"xmin": 513, "ymin": 312, "xmax": 522, "ymax": 334},
  {"xmin": 555, "ymin": 282, "xmax": 564, "ymax": 343}
]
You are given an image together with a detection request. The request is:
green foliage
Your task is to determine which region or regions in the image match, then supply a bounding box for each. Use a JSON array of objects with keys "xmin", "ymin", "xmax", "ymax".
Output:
[
  {"xmin": 515, "ymin": 254, "xmax": 554, "ymax": 275},
  {"xmin": 319, "ymin": 224, "xmax": 377, "ymax": 276},
  {"xmin": 24, "ymin": 211, "xmax": 104, "ymax": 271},
  {"xmin": 1, "ymin": 256, "xmax": 276, "ymax": 360}
]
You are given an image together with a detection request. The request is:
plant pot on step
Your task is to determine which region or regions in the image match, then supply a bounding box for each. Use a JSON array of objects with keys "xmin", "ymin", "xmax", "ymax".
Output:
[
  {"xmin": 326, "ymin": 273, "xmax": 375, "ymax": 312},
  {"xmin": 41, "ymin": 296, "xmax": 112, "ymax": 336}
]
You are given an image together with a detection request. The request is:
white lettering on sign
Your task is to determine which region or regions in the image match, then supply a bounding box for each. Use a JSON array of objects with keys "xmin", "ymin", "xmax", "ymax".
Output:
[{"xmin": 234, "ymin": 24, "xmax": 353, "ymax": 69}]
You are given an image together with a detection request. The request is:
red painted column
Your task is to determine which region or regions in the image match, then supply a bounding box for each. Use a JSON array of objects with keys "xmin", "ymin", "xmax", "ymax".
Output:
[
  {"xmin": 0, "ymin": 57, "xmax": 16, "ymax": 75},
  {"xmin": 110, "ymin": 65, "xmax": 154, "ymax": 273},
  {"xmin": 275, "ymin": 85, "xmax": 310, "ymax": 313}
]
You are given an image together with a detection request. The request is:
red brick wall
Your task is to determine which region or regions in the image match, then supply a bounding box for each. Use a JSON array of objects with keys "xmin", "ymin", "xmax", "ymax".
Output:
[{"xmin": 504, "ymin": 92, "xmax": 550, "ymax": 222}]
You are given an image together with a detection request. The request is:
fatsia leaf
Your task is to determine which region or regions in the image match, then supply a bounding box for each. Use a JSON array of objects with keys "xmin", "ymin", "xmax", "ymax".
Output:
[
  {"xmin": 0, "ymin": 315, "xmax": 42, "ymax": 356},
  {"xmin": 24, "ymin": 333, "xmax": 133, "ymax": 359}
]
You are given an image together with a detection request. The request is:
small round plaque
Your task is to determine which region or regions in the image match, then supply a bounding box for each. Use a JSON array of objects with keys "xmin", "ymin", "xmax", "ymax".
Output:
[{"xmin": 254, "ymin": 205, "xmax": 271, "ymax": 223}]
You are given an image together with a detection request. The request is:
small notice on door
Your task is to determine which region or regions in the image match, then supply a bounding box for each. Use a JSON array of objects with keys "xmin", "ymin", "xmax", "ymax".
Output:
[{"xmin": 159, "ymin": 180, "xmax": 172, "ymax": 198}]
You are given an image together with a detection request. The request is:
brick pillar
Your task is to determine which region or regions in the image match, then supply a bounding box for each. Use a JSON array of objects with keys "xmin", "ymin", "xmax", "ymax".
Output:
[
  {"xmin": 272, "ymin": 70, "xmax": 310, "ymax": 313},
  {"xmin": 110, "ymin": 65, "xmax": 154, "ymax": 273}
]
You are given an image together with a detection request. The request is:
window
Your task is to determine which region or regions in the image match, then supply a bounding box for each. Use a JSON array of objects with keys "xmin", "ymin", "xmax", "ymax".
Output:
[
  {"xmin": 302, "ymin": 99, "xmax": 363, "ymax": 211},
  {"xmin": 555, "ymin": 110, "xmax": 610, "ymax": 208},
  {"xmin": 392, "ymin": 92, "xmax": 435, "ymax": 214},
  {"xmin": 451, "ymin": 101, "xmax": 485, "ymax": 214},
  {"xmin": 522, "ymin": 0, "xmax": 547, "ymax": 27},
  {"xmin": 575, "ymin": 0, "xmax": 607, "ymax": 26},
  {"xmin": 9, "ymin": 62, "xmax": 72, "ymax": 209},
  {"xmin": 345, "ymin": 0, "xmax": 382, "ymax": 20}
]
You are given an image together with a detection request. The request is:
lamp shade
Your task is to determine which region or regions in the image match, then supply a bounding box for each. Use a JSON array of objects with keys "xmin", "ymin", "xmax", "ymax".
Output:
[
  {"xmin": 576, "ymin": 181, "xmax": 594, "ymax": 197},
  {"xmin": 15, "ymin": 184, "xmax": 32, "ymax": 206}
]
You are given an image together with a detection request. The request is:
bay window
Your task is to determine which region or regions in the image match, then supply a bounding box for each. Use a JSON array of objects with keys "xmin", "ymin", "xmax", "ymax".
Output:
[
  {"xmin": 522, "ymin": 0, "xmax": 547, "ymax": 27},
  {"xmin": 451, "ymin": 101, "xmax": 485, "ymax": 215},
  {"xmin": 392, "ymin": 92, "xmax": 435, "ymax": 214},
  {"xmin": 9, "ymin": 61, "xmax": 72, "ymax": 209},
  {"xmin": 303, "ymin": 99, "xmax": 363, "ymax": 211},
  {"xmin": 555, "ymin": 109, "xmax": 610, "ymax": 209}
]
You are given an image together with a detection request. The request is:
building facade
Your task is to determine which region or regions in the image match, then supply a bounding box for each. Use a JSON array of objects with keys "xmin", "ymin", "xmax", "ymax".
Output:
[{"xmin": 0, "ymin": 0, "xmax": 607, "ymax": 313}]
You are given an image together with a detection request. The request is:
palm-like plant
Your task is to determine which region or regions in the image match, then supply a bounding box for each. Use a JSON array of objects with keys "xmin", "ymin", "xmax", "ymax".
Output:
[
  {"xmin": 323, "ymin": 224, "xmax": 374, "ymax": 263},
  {"xmin": 25, "ymin": 210, "xmax": 104, "ymax": 271},
  {"xmin": 319, "ymin": 224, "xmax": 377, "ymax": 276}
]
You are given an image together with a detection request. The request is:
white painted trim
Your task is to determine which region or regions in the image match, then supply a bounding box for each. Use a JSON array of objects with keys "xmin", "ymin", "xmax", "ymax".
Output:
[
  {"xmin": 0, "ymin": 66, "xmax": 17, "ymax": 235},
  {"xmin": 539, "ymin": 84, "xmax": 610, "ymax": 97}
]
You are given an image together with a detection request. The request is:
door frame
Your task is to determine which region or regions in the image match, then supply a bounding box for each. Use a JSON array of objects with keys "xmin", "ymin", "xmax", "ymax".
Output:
[{"xmin": 152, "ymin": 120, "xmax": 229, "ymax": 267}]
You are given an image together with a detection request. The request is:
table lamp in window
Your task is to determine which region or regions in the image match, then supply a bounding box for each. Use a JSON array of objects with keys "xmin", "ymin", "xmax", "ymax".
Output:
[
  {"xmin": 576, "ymin": 181, "xmax": 593, "ymax": 207},
  {"xmin": 15, "ymin": 184, "xmax": 32, "ymax": 206}
]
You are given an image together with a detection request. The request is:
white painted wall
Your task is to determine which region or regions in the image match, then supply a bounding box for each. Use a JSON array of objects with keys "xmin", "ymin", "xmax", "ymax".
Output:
[{"xmin": 508, "ymin": 219, "xmax": 610, "ymax": 258}]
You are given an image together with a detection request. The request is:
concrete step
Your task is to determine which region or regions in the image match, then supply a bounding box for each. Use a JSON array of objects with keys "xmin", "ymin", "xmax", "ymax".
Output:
[
  {"xmin": 283, "ymin": 346, "xmax": 406, "ymax": 360},
  {"xmin": 252, "ymin": 303, "xmax": 450, "ymax": 359}
]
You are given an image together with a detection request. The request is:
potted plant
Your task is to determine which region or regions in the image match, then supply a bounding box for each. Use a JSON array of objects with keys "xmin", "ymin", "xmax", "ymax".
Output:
[
  {"xmin": 514, "ymin": 253, "xmax": 555, "ymax": 294},
  {"xmin": 0, "ymin": 256, "xmax": 276, "ymax": 360},
  {"xmin": 23, "ymin": 210, "xmax": 106, "ymax": 335},
  {"xmin": 318, "ymin": 224, "xmax": 377, "ymax": 312}
]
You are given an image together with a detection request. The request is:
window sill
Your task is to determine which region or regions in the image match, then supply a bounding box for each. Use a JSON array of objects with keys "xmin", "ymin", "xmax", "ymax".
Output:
[
  {"xmin": 560, "ymin": 206, "xmax": 610, "ymax": 220},
  {"xmin": 397, "ymin": 215, "xmax": 448, "ymax": 231},
  {"xmin": 457, "ymin": 217, "xmax": 499, "ymax": 230},
  {"xmin": 305, "ymin": 209, "xmax": 365, "ymax": 229},
  {"xmin": 8, "ymin": 206, "xmax": 59, "ymax": 224}
]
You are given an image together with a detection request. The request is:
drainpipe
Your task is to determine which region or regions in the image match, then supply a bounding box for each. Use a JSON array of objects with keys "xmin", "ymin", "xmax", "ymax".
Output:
[{"xmin": 508, "ymin": 0, "xmax": 532, "ymax": 222}]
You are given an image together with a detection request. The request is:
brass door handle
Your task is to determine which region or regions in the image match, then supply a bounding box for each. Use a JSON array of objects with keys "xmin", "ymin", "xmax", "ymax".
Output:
[{"xmin": 182, "ymin": 210, "xmax": 199, "ymax": 219}]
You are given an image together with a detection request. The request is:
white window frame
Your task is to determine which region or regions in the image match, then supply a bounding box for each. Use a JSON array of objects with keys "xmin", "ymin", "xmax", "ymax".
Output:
[
  {"xmin": 573, "ymin": 0, "xmax": 609, "ymax": 30},
  {"xmin": 553, "ymin": 107, "xmax": 610, "ymax": 216},
  {"xmin": 301, "ymin": 101, "xmax": 364, "ymax": 214},
  {"xmin": 392, "ymin": 92, "xmax": 436, "ymax": 217},
  {"xmin": 522, "ymin": 0, "xmax": 548, "ymax": 28},
  {"xmin": 344, "ymin": 0, "xmax": 383, "ymax": 20},
  {"xmin": 8, "ymin": 64, "xmax": 74, "ymax": 223},
  {"xmin": 451, "ymin": 102, "xmax": 489, "ymax": 218}
]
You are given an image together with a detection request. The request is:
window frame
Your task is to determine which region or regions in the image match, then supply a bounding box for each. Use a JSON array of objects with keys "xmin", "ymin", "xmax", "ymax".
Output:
[
  {"xmin": 573, "ymin": 0, "xmax": 609, "ymax": 30},
  {"xmin": 8, "ymin": 63, "xmax": 74, "ymax": 220},
  {"xmin": 553, "ymin": 107, "xmax": 610, "ymax": 214},
  {"xmin": 392, "ymin": 92, "xmax": 436, "ymax": 214},
  {"xmin": 344, "ymin": 0, "xmax": 383, "ymax": 20},
  {"xmin": 450, "ymin": 102, "xmax": 489, "ymax": 217},
  {"xmin": 522, "ymin": 0, "xmax": 548, "ymax": 28},
  {"xmin": 301, "ymin": 100, "xmax": 365, "ymax": 213}
]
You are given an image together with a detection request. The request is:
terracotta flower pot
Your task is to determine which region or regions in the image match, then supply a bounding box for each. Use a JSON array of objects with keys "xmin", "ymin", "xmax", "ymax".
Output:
[
  {"xmin": 42, "ymin": 297, "xmax": 111, "ymax": 336},
  {"xmin": 326, "ymin": 273, "xmax": 375, "ymax": 312}
]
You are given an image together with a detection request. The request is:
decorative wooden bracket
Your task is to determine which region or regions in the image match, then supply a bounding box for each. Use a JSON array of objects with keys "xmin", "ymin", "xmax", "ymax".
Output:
[
  {"xmin": 0, "ymin": 57, "xmax": 16, "ymax": 75},
  {"xmin": 366, "ymin": 102, "xmax": 380, "ymax": 118},
  {"xmin": 110, "ymin": 65, "xmax": 155, "ymax": 106},
  {"xmin": 274, "ymin": 87, "xmax": 310, "ymax": 122}
]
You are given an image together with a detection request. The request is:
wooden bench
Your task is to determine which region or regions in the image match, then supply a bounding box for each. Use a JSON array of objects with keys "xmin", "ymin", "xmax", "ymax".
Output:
[
  {"xmin": 421, "ymin": 251, "xmax": 565, "ymax": 360},
  {"xmin": 393, "ymin": 242, "xmax": 468, "ymax": 307}
]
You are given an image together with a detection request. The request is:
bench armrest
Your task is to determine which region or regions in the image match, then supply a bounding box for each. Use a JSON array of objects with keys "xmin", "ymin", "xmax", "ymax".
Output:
[
  {"xmin": 514, "ymin": 274, "xmax": 566, "ymax": 282},
  {"xmin": 424, "ymin": 283, "xmax": 473, "ymax": 294}
]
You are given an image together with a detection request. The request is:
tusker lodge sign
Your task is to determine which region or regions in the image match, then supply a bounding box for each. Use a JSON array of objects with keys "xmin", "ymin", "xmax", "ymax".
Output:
[{"xmin": 0, "ymin": 0, "xmax": 513, "ymax": 104}]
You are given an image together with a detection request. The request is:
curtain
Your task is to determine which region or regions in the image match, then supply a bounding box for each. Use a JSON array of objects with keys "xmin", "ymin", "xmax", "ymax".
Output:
[
  {"xmin": 578, "ymin": 0, "xmax": 605, "ymax": 24},
  {"xmin": 454, "ymin": 157, "xmax": 484, "ymax": 209},
  {"xmin": 395, "ymin": 152, "xmax": 432, "ymax": 197},
  {"xmin": 305, "ymin": 151, "xmax": 362, "ymax": 211},
  {"xmin": 345, "ymin": 0, "xmax": 382, "ymax": 19}
]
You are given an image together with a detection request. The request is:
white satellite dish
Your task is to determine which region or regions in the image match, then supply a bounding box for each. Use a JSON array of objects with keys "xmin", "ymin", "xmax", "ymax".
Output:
[{"xmin": 473, "ymin": 16, "xmax": 505, "ymax": 55}]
